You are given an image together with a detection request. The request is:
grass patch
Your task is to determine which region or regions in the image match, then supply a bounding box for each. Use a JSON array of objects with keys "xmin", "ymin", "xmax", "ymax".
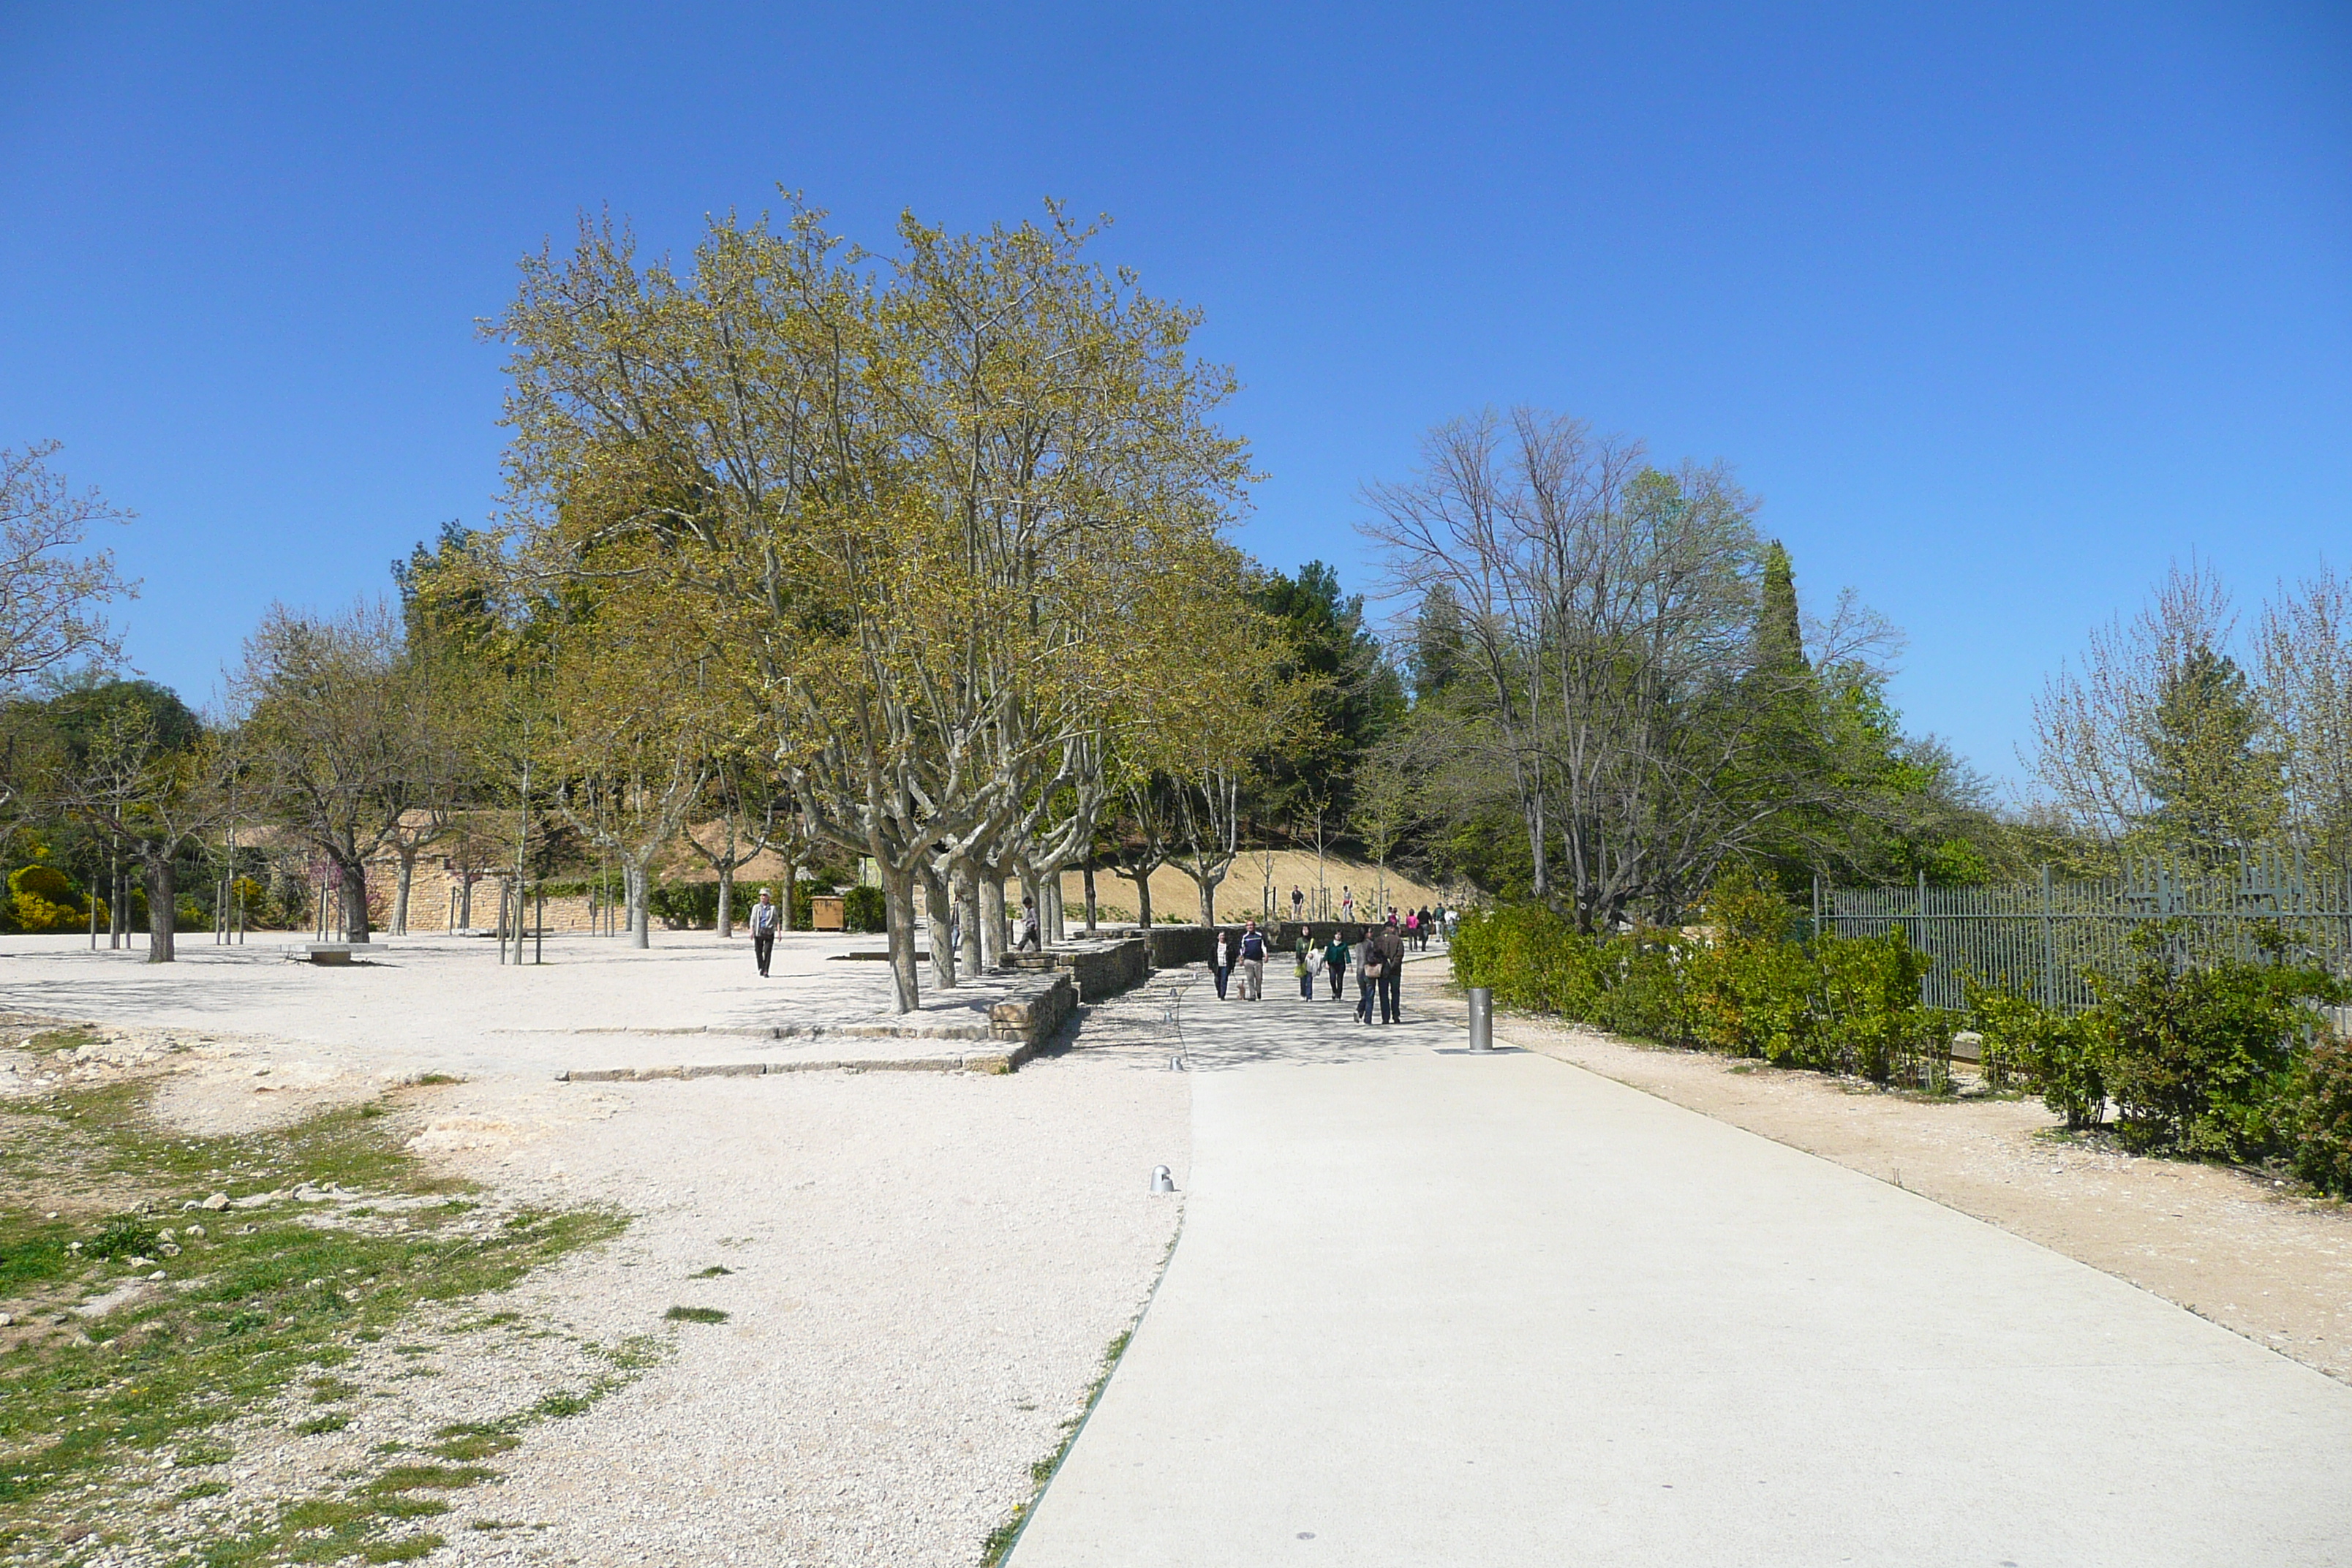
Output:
[
  {"xmin": 429, "ymin": 1423, "xmax": 520, "ymax": 1462},
  {"xmin": 663, "ymin": 1305, "xmax": 728, "ymax": 1324},
  {"xmin": 982, "ymin": 1328, "xmax": 1137, "ymax": 1567},
  {"xmin": 691, "ymin": 1265, "xmax": 733, "ymax": 1278},
  {"xmin": 295, "ymin": 1414, "xmax": 351, "ymax": 1436},
  {"xmin": 412, "ymin": 1074, "xmax": 461, "ymax": 1087},
  {"xmin": 20, "ymin": 1027, "xmax": 99, "ymax": 1056},
  {"xmin": 0, "ymin": 1075, "xmax": 627, "ymax": 1561}
]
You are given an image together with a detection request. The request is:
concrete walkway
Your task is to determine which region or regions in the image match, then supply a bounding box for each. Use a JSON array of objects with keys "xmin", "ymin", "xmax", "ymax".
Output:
[{"xmin": 1011, "ymin": 959, "xmax": 2352, "ymax": 1566}]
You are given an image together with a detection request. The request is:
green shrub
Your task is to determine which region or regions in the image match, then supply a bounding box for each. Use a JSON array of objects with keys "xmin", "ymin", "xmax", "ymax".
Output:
[
  {"xmin": 8, "ymin": 864, "xmax": 98, "ymax": 932},
  {"xmin": 2093, "ymin": 928, "xmax": 2340, "ymax": 1160},
  {"xmin": 1969, "ymin": 987, "xmax": 2106, "ymax": 1127},
  {"xmin": 1453, "ymin": 871, "xmax": 1952, "ymax": 1088},
  {"xmin": 648, "ymin": 882, "xmax": 720, "ymax": 930},
  {"xmin": 2290, "ymin": 1030, "xmax": 2352, "ymax": 1195},
  {"xmin": 842, "ymin": 884, "xmax": 886, "ymax": 934}
]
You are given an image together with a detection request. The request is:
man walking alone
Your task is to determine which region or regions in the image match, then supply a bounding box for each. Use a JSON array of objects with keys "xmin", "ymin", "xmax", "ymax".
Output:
[
  {"xmin": 1238, "ymin": 919, "xmax": 1268, "ymax": 1002},
  {"xmin": 750, "ymin": 887, "xmax": 780, "ymax": 978}
]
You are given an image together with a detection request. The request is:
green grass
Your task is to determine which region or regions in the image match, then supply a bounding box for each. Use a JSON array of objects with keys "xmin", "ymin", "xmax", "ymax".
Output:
[
  {"xmin": 981, "ymin": 1328, "xmax": 1136, "ymax": 1567},
  {"xmin": 690, "ymin": 1265, "xmax": 733, "ymax": 1278},
  {"xmin": 21, "ymin": 1028, "xmax": 99, "ymax": 1056},
  {"xmin": 662, "ymin": 1305, "xmax": 728, "ymax": 1324},
  {"xmin": 0, "ymin": 1075, "xmax": 630, "ymax": 1562}
]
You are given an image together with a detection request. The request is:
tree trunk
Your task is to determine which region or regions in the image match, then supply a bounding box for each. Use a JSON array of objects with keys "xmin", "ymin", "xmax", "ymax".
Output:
[
  {"xmin": 921, "ymin": 862, "xmax": 958, "ymax": 987},
  {"xmin": 342, "ymin": 860, "xmax": 373, "ymax": 944},
  {"xmin": 716, "ymin": 866, "xmax": 736, "ymax": 939},
  {"xmin": 1044, "ymin": 878, "xmax": 1065, "ymax": 943},
  {"xmin": 781, "ymin": 862, "xmax": 798, "ymax": 932},
  {"xmin": 144, "ymin": 854, "xmax": 176, "ymax": 963},
  {"xmin": 393, "ymin": 851, "xmax": 417, "ymax": 936},
  {"xmin": 1083, "ymin": 863, "xmax": 1098, "ymax": 933},
  {"xmin": 881, "ymin": 863, "xmax": 920, "ymax": 1014},
  {"xmin": 1126, "ymin": 868, "xmax": 1154, "ymax": 930},
  {"xmin": 980, "ymin": 875, "xmax": 1007, "ymax": 968},
  {"xmin": 625, "ymin": 861, "xmax": 650, "ymax": 948},
  {"xmin": 958, "ymin": 867, "xmax": 984, "ymax": 976},
  {"xmin": 1193, "ymin": 870, "xmax": 1220, "ymax": 927}
]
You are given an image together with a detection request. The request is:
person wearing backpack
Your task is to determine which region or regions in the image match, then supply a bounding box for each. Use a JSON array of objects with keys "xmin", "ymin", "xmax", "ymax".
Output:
[{"xmin": 1238, "ymin": 919, "xmax": 1268, "ymax": 1001}]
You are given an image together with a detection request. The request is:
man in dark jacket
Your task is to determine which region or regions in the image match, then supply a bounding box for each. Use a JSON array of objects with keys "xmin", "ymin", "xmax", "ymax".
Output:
[{"xmin": 1376, "ymin": 918, "xmax": 1406, "ymax": 1024}]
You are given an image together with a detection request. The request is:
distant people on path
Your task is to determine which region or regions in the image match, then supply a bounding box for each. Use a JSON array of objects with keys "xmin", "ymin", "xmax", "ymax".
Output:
[
  {"xmin": 1294, "ymin": 929, "xmax": 1315, "ymax": 998},
  {"xmin": 1341, "ymin": 887, "xmax": 1354, "ymax": 924},
  {"xmin": 1322, "ymin": 932, "xmax": 1350, "ymax": 1000},
  {"xmin": 1018, "ymin": 897, "xmax": 1041, "ymax": 952},
  {"xmin": 1354, "ymin": 927, "xmax": 1378, "ymax": 1024},
  {"xmin": 750, "ymin": 887, "xmax": 780, "ymax": 978},
  {"xmin": 1444, "ymin": 905, "xmax": 1459, "ymax": 943},
  {"xmin": 1238, "ymin": 920, "xmax": 1267, "ymax": 1001},
  {"xmin": 1291, "ymin": 885, "xmax": 1305, "ymax": 923},
  {"xmin": 1213, "ymin": 924, "xmax": 1241, "ymax": 1000},
  {"xmin": 1376, "ymin": 918, "xmax": 1406, "ymax": 1023},
  {"xmin": 1404, "ymin": 908, "xmax": 1420, "ymax": 949}
]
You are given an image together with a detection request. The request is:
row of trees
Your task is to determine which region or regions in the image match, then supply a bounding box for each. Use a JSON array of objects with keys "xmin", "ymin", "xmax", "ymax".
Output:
[
  {"xmin": 1351, "ymin": 407, "xmax": 2004, "ymax": 931},
  {"xmin": 2031, "ymin": 560, "xmax": 2352, "ymax": 871},
  {"xmin": 475, "ymin": 200, "xmax": 1315, "ymax": 1009}
]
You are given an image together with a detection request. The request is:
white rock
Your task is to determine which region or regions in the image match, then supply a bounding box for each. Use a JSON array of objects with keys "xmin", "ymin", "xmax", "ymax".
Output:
[{"xmin": 200, "ymin": 1193, "xmax": 229, "ymax": 1211}]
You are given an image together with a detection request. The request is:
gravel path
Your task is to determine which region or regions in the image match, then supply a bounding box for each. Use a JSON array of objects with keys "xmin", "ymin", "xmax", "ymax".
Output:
[
  {"xmin": 0, "ymin": 934, "xmax": 1191, "ymax": 1565},
  {"xmin": 418, "ymin": 997, "xmax": 1188, "ymax": 1567}
]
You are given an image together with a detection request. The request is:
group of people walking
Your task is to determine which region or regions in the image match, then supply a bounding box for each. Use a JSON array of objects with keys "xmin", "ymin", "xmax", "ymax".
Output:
[{"xmin": 1208, "ymin": 908, "xmax": 1452, "ymax": 1026}]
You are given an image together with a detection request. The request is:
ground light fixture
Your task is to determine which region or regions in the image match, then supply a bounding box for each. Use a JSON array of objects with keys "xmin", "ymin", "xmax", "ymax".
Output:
[{"xmin": 1150, "ymin": 1165, "xmax": 1176, "ymax": 1194}]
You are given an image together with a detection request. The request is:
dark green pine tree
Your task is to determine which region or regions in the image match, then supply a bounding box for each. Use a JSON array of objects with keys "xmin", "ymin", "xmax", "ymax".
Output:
[
  {"xmin": 1755, "ymin": 540, "xmax": 1809, "ymax": 680},
  {"xmin": 2133, "ymin": 644, "xmax": 2283, "ymax": 863},
  {"xmin": 1409, "ymin": 581, "xmax": 1468, "ymax": 701}
]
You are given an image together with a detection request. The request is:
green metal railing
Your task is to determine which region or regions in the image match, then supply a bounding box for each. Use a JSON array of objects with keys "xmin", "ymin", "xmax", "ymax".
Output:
[{"xmin": 1818, "ymin": 852, "xmax": 2352, "ymax": 1012}]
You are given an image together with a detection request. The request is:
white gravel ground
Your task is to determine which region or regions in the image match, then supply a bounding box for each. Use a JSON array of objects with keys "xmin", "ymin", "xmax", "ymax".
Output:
[{"xmin": 0, "ymin": 933, "xmax": 1189, "ymax": 1567}]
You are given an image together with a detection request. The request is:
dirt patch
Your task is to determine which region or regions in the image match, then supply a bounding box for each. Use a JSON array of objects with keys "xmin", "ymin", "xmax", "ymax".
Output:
[{"xmin": 1503, "ymin": 1016, "xmax": 2352, "ymax": 1383}]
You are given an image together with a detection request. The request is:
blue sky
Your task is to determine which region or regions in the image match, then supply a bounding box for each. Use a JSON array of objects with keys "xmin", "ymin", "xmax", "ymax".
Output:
[{"xmin": 1, "ymin": 1, "xmax": 2346, "ymax": 792}]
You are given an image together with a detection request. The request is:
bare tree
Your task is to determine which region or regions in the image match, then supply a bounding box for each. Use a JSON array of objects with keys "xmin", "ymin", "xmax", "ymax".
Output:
[
  {"xmin": 1171, "ymin": 766, "xmax": 1243, "ymax": 927},
  {"xmin": 679, "ymin": 753, "xmax": 782, "ymax": 938},
  {"xmin": 50, "ymin": 687, "xmax": 223, "ymax": 962},
  {"xmin": 2029, "ymin": 561, "xmax": 2284, "ymax": 859},
  {"xmin": 0, "ymin": 442, "xmax": 135, "ymax": 692},
  {"xmin": 234, "ymin": 602, "xmax": 453, "ymax": 943},
  {"xmin": 1364, "ymin": 407, "xmax": 1891, "ymax": 927},
  {"xmin": 2259, "ymin": 564, "xmax": 2352, "ymax": 872}
]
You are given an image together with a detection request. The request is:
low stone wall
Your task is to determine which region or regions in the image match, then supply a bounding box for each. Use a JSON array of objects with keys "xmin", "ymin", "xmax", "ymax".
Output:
[
  {"xmin": 559, "ymin": 970, "xmax": 1079, "ymax": 1078},
  {"xmin": 1002, "ymin": 937, "xmax": 1149, "ymax": 1001},
  {"xmin": 1145, "ymin": 925, "xmax": 1217, "ymax": 968}
]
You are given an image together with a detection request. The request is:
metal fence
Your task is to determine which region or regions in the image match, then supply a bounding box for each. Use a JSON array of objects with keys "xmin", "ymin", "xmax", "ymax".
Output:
[{"xmin": 1817, "ymin": 853, "xmax": 2352, "ymax": 1012}]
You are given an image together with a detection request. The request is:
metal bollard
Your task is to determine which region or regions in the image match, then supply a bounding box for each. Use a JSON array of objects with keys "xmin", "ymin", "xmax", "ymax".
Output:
[
  {"xmin": 1150, "ymin": 1164, "xmax": 1177, "ymax": 1194},
  {"xmin": 1468, "ymin": 987, "xmax": 1494, "ymax": 1052}
]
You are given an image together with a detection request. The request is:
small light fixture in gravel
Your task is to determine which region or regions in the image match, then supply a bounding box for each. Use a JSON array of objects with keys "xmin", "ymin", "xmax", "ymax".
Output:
[{"xmin": 1150, "ymin": 1165, "xmax": 1176, "ymax": 1194}]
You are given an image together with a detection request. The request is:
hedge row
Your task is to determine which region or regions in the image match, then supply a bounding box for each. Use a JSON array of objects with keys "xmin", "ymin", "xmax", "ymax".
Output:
[{"xmin": 1452, "ymin": 871, "xmax": 2352, "ymax": 1194}]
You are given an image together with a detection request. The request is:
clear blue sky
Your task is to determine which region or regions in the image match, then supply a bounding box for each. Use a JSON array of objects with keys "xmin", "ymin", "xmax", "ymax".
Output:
[{"xmin": 3, "ymin": 2, "xmax": 2346, "ymax": 791}]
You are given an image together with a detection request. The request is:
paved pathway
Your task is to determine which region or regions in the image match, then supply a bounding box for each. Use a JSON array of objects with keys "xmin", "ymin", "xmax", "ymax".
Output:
[{"xmin": 1011, "ymin": 957, "xmax": 2352, "ymax": 1566}]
